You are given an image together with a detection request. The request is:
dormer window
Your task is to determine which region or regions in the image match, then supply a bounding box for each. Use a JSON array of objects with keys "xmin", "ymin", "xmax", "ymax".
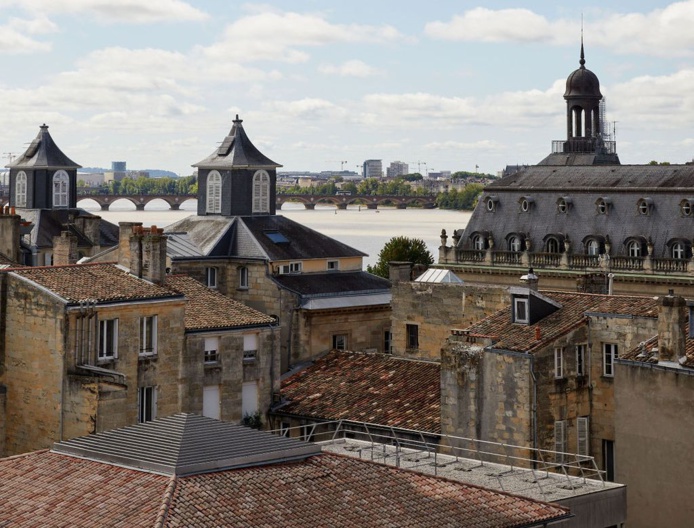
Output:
[
  {"xmin": 519, "ymin": 196, "xmax": 534, "ymax": 213},
  {"xmin": 472, "ymin": 234, "xmax": 486, "ymax": 251},
  {"xmin": 485, "ymin": 196, "xmax": 499, "ymax": 212},
  {"xmin": 596, "ymin": 197, "xmax": 611, "ymax": 215},
  {"xmin": 582, "ymin": 235, "xmax": 605, "ymax": 256},
  {"xmin": 556, "ymin": 196, "xmax": 572, "ymax": 214},
  {"xmin": 507, "ymin": 235, "xmax": 522, "ymax": 252},
  {"xmin": 543, "ymin": 234, "xmax": 565, "ymax": 254},
  {"xmin": 680, "ymin": 199, "xmax": 693, "ymax": 217},
  {"xmin": 280, "ymin": 262, "xmax": 302, "ymax": 274},
  {"xmin": 514, "ymin": 297, "xmax": 529, "ymax": 324},
  {"xmin": 637, "ymin": 197, "xmax": 653, "ymax": 216},
  {"xmin": 625, "ymin": 238, "xmax": 646, "ymax": 258},
  {"xmin": 667, "ymin": 239, "xmax": 691, "ymax": 260}
]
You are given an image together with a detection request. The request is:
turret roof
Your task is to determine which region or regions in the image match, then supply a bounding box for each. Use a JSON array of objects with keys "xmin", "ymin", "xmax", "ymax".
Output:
[{"xmin": 6, "ymin": 124, "xmax": 81, "ymax": 170}]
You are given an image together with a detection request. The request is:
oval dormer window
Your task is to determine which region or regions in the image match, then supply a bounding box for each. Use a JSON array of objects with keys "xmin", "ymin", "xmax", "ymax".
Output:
[
  {"xmin": 519, "ymin": 196, "xmax": 533, "ymax": 213},
  {"xmin": 680, "ymin": 199, "xmax": 693, "ymax": 217}
]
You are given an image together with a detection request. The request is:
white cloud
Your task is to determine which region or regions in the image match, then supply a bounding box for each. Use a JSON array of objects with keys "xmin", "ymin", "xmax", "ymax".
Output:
[
  {"xmin": 425, "ymin": 2, "xmax": 694, "ymax": 57},
  {"xmin": 319, "ymin": 60, "xmax": 379, "ymax": 78},
  {"xmin": 424, "ymin": 139, "xmax": 504, "ymax": 151},
  {"xmin": 0, "ymin": 16, "xmax": 56, "ymax": 53},
  {"xmin": 202, "ymin": 11, "xmax": 405, "ymax": 64},
  {"xmin": 2, "ymin": 0, "xmax": 208, "ymax": 23}
]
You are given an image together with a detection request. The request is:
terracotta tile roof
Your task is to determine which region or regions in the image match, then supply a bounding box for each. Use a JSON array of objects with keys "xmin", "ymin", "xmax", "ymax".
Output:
[
  {"xmin": 0, "ymin": 450, "xmax": 169, "ymax": 527},
  {"xmin": 0, "ymin": 450, "xmax": 569, "ymax": 527},
  {"xmin": 11, "ymin": 263, "xmax": 180, "ymax": 304},
  {"xmin": 278, "ymin": 350, "xmax": 440, "ymax": 433},
  {"xmin": 465, "ymin": 291, "xmax": 658, "ymax": 353},
  {"xmin": 165, "ymin": 275, "xmax": 276, "ymax": 331},
  {"xmin": 622, "ymin": 322, "xmax": 694, "ymax": 368}
]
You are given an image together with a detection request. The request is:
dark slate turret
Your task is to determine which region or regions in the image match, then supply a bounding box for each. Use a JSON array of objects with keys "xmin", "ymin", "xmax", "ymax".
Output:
[
  {"xmin": 564, "ymin": 42, "xmax": 603, "ymax": 152},
  {"xmin": 193, "ymin": 115, "xmax": 282, "ymax": 217},
  {"xmin": 6, "ymin": 124, "xmax": 81, "ymax": 209}
]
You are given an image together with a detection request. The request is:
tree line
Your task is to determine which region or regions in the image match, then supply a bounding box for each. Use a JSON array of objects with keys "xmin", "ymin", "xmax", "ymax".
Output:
[{"xmin": 78, "ymin": 176, "xmax": 198, "ymax": 196}]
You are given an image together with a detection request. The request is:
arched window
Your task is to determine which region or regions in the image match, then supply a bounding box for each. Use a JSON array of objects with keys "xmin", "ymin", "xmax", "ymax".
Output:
[
  {"xmin": 15, "ymin": 171, "xmax": 27, "ymax": 207},
  {"xmin": 680, "ymin": 199, "xmax": 693, "ymax": 217},
  {"xmin": 472, "ymin": 234, "xmax": 486, "ymax": 251},
  {"xmin": 52, "ymin": 170, "xmax": 69, "ymax": 208},
  {"xmin": 252, "ymin": 170, "xmax": 270, "ymax": 213},
  {"xmin": 546, "ymin": 237, "xmax": 561, "ymax": 254},
  {"xmin": 627, "ymin": 240, "xmax": 642, "ymax": 258},
  {"xmin": 587, "ymin": 239, "xmax": 600, "ymax": 256},
  {"xmin": 206, "ymin": 171, "xmax": 222, "ymax": 214},
  {"xmin": 672, "ymin": 242, "xmax": 686, "ymax": 260},
  {"xmin": 508, "ymin": 236, "xmax": 522, "ymax": 252}
]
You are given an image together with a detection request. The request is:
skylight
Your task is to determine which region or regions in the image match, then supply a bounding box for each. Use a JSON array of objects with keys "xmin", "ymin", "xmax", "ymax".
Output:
[{"xmin": 266, "ymin": 232, "xmax": 289, "ymax": 244}]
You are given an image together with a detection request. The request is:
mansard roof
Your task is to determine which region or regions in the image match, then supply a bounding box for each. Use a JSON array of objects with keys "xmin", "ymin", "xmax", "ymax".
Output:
[
  {"xmin": 192, "ymin": 115, "xmax": 281, "ymax": 170},
  {"xmin": 11, "ymin": 262, "xmax": 180, "ymax": 304},
  {"xmin": 6, "ymin": 124, "xmax": 81, "ymax": 170},
  {"xmin": 19, "ymin": 209, "xmax": 119, "ymax": 249},
  {"xmin": 276, "ymin": 350, "xmax": 440, "ymax": 433},
  {"xmin": 165, "ymin": 214, "xmax": 366, "ymax": 261},
  {"xmin": 464, "ymin": 291, "xmax": 658, "ymax": 353},
  {"xmin": 165, "ymin": 275, "xmax": 276, "ymax": 331}
]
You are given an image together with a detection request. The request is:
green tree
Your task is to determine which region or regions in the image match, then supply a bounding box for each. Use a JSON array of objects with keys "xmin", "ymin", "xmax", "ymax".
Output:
[{"xmin": 367, "ymin": 236, "xmax": 434, "ymax": 279}]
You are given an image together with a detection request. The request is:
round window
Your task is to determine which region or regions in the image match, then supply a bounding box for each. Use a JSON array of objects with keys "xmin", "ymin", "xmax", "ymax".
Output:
[
  {"xmin": 638, "ymin": 201, "xmax": 649, "ymax": 215},
  {"xmin": 682, "ymin": 201, "xmax": 692, "ymax": 217},
  {"xmin": 521, "ymin": 199, "xmax": 530, "ymax": 212},
  {"xmin": 597, "ymin": 200, "xmax": 607, "ymax": 214},
  {"xmin": 558, "ymin": 199, "xmax": 567, "ymax": 213},
  {"xmin": 486, "ymin": 199, "xmax": 495, "ymax": 212}
]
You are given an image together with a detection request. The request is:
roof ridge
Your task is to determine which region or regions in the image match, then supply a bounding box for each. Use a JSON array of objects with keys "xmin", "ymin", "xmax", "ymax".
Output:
[{"xmin": 153, "ymin": 475, "xmax": 178, "ymax": 528}]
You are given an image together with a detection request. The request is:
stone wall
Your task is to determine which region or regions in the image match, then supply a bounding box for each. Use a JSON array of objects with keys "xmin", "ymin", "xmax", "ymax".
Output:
[
  {"xmin": 615, "ymin": 363, "xmax": 694, "ymax": 527},
  {"xmin": 391, "ymin": 281, "xmax": 508, "ymax": 360}
]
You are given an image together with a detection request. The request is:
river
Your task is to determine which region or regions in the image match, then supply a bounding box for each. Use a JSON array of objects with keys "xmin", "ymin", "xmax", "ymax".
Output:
[{"xmin": 79, "ymin": 199, "xmax": 471, "ymax": 268}]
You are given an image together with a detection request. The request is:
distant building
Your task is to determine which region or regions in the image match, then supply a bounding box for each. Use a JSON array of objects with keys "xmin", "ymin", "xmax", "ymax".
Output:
[
  {"xmin": 363, "ymin": 159, "xmax": 383, "ymax": 178},
  {"xmin": 77, "ymin": 171, "xmax": 104, "ymax": 187},
  {"xmin": 386, "ymin": 160, "xmax": 409, "ymax": 178}
]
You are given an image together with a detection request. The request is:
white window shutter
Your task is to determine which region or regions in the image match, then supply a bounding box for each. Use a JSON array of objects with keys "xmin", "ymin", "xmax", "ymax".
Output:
[{"xmin": 577, "ymin": 417, "xmax": 589, "ymax": 456}]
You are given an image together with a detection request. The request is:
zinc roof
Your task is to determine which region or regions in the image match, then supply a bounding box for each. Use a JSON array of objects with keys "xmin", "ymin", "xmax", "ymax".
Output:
[
  {"xmin": 164, "ymin": 275, "xmax": 275, "ymax": 330},
  {"xmin": 278, "ymin": 350, "xmax": 441, "ymax": 433},
  {"xmin": 466, "ymin": 291, "xmax": 658, "ymax": 353},
  {"xmin": 6, "ymin": 124, "xmax": 81, "ymax": 169},
  {"xmin": 11, "ymin": 263, "xmax": 180, "ymax": 304}
]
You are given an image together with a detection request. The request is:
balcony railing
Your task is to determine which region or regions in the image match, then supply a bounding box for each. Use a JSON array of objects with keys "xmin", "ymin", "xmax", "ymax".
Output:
[
  {"xmin": 458, "ymin": 249, "xmax": 486, "ymax": 262},
  {"xmin": 569, "ymin": 254, "xmax": 600, "ymax": 268},
  {"xmin": 530, "ymin": 252, "xmax": 561, "ymax": 268},
  {"xmin": 610, "ymin": 256, "xmax": 644, "ymax": 271},
  {"xmin": 653, "ymin": 258, "xmax": 688, "ymax": 273},
  {"xmin": 492, "ymin": 251, "xmax": 522, "ymax": 265}
]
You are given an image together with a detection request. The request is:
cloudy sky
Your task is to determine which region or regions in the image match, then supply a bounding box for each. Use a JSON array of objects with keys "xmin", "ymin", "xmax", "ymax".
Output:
[{"xmin": 2, "ymin": 1, "xmax": 694, "ymax": 176}]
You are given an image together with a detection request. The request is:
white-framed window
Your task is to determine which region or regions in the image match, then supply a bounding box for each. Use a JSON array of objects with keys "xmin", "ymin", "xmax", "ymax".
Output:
[
  {"xmin": 577, "ymin": 416, "xmax": 589, "ymax": 456},
  {"xmin": 638, "ymin": 199, "xmax": 650, "ymax": 216},
  {"xmin": 514, "ymin": 297, "xmax": 529, "ymax": 324},
  {"xmin": 252, "ymin": 170, "xmax": 270, "ymax": 213},
  {"xmin": 681, "ymin": 200, "xmax": 693, "ymax": 217},
  {"xmin": 139, "ymin": 315, "xmax": 158, "ymax": 356},
  {"xmin": 206, "ymin": 170, "xmax": 222, "ymax": 214},
  {"xmin": 546, "ymin": 237, "xmax": 561, "ymax": 254},
  {"xmin": 98, "ymin": 318, "xmax": 118, "ymax": 360},
  {"xmin": 520, "ymin": 198, "xmax": 531, "ymax": 212},
  {"xmin": 672, "ymin": 242, "xmax": 686, "ymax": 260},
  {"xmin": 596, "ymin": 198, "xmax": 608, "ymax": 215},
  {"xmin": 627, "ymin": 240, "xmax": 642, "ymax": 258},
  {"xmin": 485, "ymin": 197, "xmax": 496, "ymax": 212},
  {"xmin": 554, "ymin": 347, "xmax": 564, "ymax": 379},
  {"xmin": 327, "ymin": 260, "xmax": 339, "ymax": 271},
  {"xmin": 138, "ymin": 386, "xmax": 157, "ymax": 423},
  {"xmin": 406, "ymin": 324, "xmax": 419, "ymax": 350},
  {"xmin": 472, "ymin": 234, "xmax": 485, "ymax": 251},
  {"xmin": 587, "ymin": 239, "xmax": 600, "ymax": 256},
  {"xmin": 15, "ymin": 171, "xmax": 27, "ymax": 207},
  {"xmin": 508, "ymin": 236, "xmax": 522, "ymax": 252},
  {"xmin": 554, "ymin": 420, "xmax": 567, "ymax": 464},
  {"xmin": 603, "ymin": 343, "xmax": 618, "ymax": 377},
  {"xmin": 239, "ymin": 266, "xmax": 249, "ymax": 289},
  {"xmin": 557, "ymin": 198, "xmax": 568, "ymax": 214},
  {"xmin": 576, "ymin": 344, "xmax": 587, "ymax": 377},
  {"xmin": 204, "ymin": 336, "xmax": 219, "ymax": 364},
  {"xmin": 243, "ymin": 333, "xmax": 258, "ymax": 362},
  {"xmin": 206, "ymin": 267, "xmax": 217, "ymax": 288},
  {"xmin": 332, "ymin": 334, "xmax": 347, "ymax": 350},
  {"xmin": 52, "ymin": 170, "xmax": 69, "ymax": 208},
  {"xmin": 280, "ymin": 262, "xmax": 302, "ymax": 274}
]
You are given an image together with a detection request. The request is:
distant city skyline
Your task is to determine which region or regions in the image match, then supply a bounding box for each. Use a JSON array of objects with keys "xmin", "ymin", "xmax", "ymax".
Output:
[{"xmin": 2, "ymin": 1, "xmax": 693, "ymax": 175}]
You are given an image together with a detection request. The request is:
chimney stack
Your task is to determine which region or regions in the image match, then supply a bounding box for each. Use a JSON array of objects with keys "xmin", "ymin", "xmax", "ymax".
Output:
[
  {"xmin": 118, "ymin": 222, "xmax": 143, "ymax": 269},
  {"xmin": 129, "ymin": 225, "xmax": 168, "ymax": 284},
  {"xmin": 0, "ymin": 208, "xmax": 21, "ymax": 263},
  {"xmin": 520, "ymin": 268, "xmax": 539, "ymax": 291},
  {"xmin": 52, "ymin": 231, "xmax": 78, "ymax": 266},
  {"xmin": 657, "ymin": 290, "xmax": 686, "ymax": 362}
]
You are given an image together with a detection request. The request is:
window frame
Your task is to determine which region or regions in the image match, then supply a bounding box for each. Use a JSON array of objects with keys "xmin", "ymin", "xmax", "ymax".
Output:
[
  {"xmin": 204, "ymin": 336, "xmax": 220, "ymax": 364},
  {"xmin": 514, "ymin": 297, "xmax": 529, "ymax": 324},
  {"xmin": 206, "ymin": 170, "xmax": 222, "ymax": 214},
  {"xmin": 603, "ymin": 343, "xmax": 618, "ymax": 377},
  {"xmin": 327, "ymin": 260, "xmax": 339, "ymax": 271},
  {"xmin": 554, "ymin": 347, "xmax": 564, "ymax": 379},
  {"xmin": 554, "ymin": 420, "xmax": 567, "ymax": 464},
  {"xmin": 98, "ymin": 318, "xmax": 118, "ymax": 361},
  {"xmin": 252, "ymin": 170, "xmax": 270, "ymax": 214},
  {"xmin": 206, "ymin": 267, "xmax": 217, "ymax": 289},
  {"xmin": 139, "ymin": 315, "xmax": 158, "ymax": 357},
  {"xmin": 52, "ymin": 170, "xmax": 69, "ymax": 208},
  {"xmin": 15, "ymin": 171, "xmax": 27, "ymax": 207},
  {"xmin": 577, "ymin": 416, "xmax": 589, "ymax": 457},
  {"xmin": 627, "ymin": 240, "xmax": 642, "ymax": 258},
  {"xmin": 576, "ymin": 344, "xmax": 587, "ymax": 377},
  {"xmin": 406, "ymin": 323, "xmax": 419, "ymax": 350},
  {"xmin": 672, "ymin": 241, "xmax": 686, "ymax": 260},
  {"xmin": 586, "ymin": 239, "xmax": 600, "ymax": 256},
  {"xmin": 243, "ymin": 333, "xmax": 258, "ymax": 363},
  {"xmin": 138, "ymin": 386, "xmax": 157, "ymax": 423},
  {"xmin": 239, "ymin": 266, "xmax": 249, "ymax": 289},
  {"xmin": 508, "ymin": 235, "xmax": 522, "ymax": 252},
  {"xmin": 332, "ymin": 334, "xmax": 348, "ymax": 351}
]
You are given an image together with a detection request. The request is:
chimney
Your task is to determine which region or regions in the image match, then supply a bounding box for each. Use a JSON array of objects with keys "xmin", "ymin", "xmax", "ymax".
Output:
[
  {"xmin": 130, "ymin": 225, "xmax": 168, "ymax": 284},
  {"xmin": 52, "ymin": 231, "xmax": 78, "ymax": 266},
  {"xmin": 119, "ymin": 222, "xmax": 143, "ymax": 269},
  {"xmin": 520, "ymin": 268, "xmax": 539, "ymax": 291},
  {"xmin": 657, "ymin": 290, "xmax": 686, "ymax": 362},
  {"xmin": 388, "ymin": 261, "xmax": 412, "ymax": 283},
  {"xmin": 74, "ymin": 214, "xmax": 102, "ymax": 251},
  {"xmin": 0, "ymin": 208, "xmax": 21, "ymax": 263}
]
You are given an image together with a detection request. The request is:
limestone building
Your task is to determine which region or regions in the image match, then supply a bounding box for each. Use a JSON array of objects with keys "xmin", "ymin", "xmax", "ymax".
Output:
[
  {"xmin": 4, "ymin": 124, "xmax": 118, "ymax": 266},
  {"xmin": 439, "ymin": 45, "xmax": 694, "ymax": 296},
  {"xmin": 161, "ymin": 115, "xmax": 391, "ymax": 371}
]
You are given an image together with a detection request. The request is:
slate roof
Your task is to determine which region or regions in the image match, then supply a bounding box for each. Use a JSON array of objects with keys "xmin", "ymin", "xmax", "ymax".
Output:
[
  {"xmin": 5, "ymin": 124, "xmax": 81, "ymax": 169},
  {"xmin": 11, "ymin": 263, "xmax": 181, "ymax": 304},
  {"xmin": 465, "ymin": 291, "xmax": 658, "ymax": 353},
  {"xmin": 277, "ymin": 350, "xmax": 441, "ymax": 433},
  {"xmin": 461, "ymin": 164, "xmax": 694, "ymax": 257},
  {"xmin": 192, "ymin": 115, "xmax": 281, "ymax": 170},
  {"xmin": 273, "ymin": 270, "xmax": 390, "ymax": 296},
  {"xmin": 165, "ymin": 275, "xmax": 276, "ymax": 331},
  {"xmin": 165, "ymin": 214, "xmax": 367, "ymax": 260},
  {"xmin": 0, "ymin": 414, "xmax": 570, "ymax": 527},
  {"xmin": 19, "ymin": 208, "xmax": 119, "ymax": 249}
]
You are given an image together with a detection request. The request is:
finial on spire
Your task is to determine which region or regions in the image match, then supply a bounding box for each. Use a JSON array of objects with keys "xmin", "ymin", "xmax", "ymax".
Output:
[{"xmin": 580, "ymin": 15, "xmax": 585, "ymax": 68}]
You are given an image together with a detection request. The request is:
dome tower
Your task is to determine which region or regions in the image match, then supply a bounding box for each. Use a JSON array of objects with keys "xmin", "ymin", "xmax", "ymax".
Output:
[{"xmin": 563, "ymin": 42, "xmax": 602, "ymax": 153}]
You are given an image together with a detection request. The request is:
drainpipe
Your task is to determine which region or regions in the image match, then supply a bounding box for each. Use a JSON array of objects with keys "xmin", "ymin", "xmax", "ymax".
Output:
[
  {"xmin": 607, "ymin": 273, "xmax": 615, "ymax": 295},
  {"xmin": 529, "ymin": 354, "xmax": 538, "ymax": 464}
]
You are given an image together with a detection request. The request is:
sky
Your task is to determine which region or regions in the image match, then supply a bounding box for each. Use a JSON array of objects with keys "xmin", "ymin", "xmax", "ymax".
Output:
[{"xmin": 2, "ymin": 1, "xmax": 694, "ymax": 176}]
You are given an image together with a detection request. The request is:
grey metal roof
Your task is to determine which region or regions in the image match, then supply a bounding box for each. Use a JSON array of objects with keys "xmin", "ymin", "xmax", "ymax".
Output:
[
  {"xmin": 192, "ymin": 115, "xmax": 282, "ymax": 170},
  {"xmin": 301, "ymin": 292, "xmax": 392, "ymax": 310},
  {"xmin": 165, "ymin": 232, "xmax": 205, "ymax": 258},
  {"xmin": 52, "ymin": 413, "xmax": 321, "ymax": 476},
  {"xmin": 6, "ymin": 124, "xmax": 81, "ymax": 169},
  {"xmin": 164, "ymin": 215, "xmax": 237, "ymax": 256},
  {"xmin": 19, "ymin": 208, "xmax": 119, "ymax": 249},
  {"xmin": 273, "ymin": 271, "xmax": 390, "ymax": 296}
]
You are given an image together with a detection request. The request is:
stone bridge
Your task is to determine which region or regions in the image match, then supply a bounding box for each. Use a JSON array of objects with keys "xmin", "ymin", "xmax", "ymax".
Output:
[
  {"xmin": 76, "ymin": 194, "xmax": 197, "ymax": 211},
  {"xmin": 276, "ymin": 194, "xmax": 436, "ymax": 210}
]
